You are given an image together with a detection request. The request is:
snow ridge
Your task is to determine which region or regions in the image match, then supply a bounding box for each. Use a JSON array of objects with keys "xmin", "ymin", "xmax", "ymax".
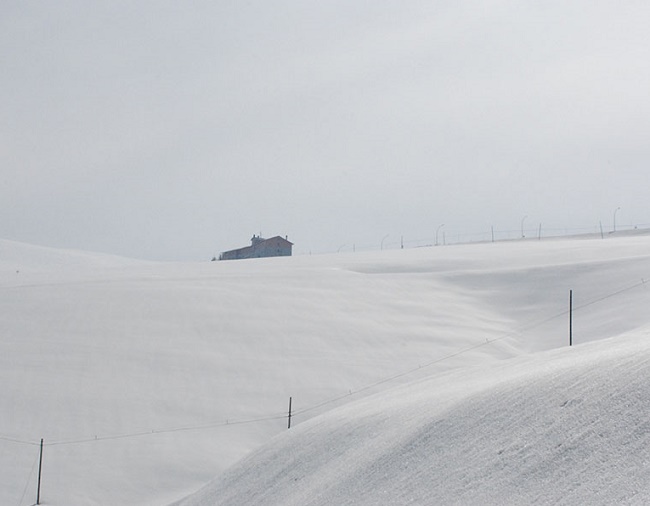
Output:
[{"xmin": 178, "ymin": 333, "xmax": 650, "ymax": 505}]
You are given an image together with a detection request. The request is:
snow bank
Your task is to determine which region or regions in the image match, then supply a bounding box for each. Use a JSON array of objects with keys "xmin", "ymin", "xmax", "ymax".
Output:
[
  {"xmin": 2, "ymin": 234, "xmax": 650, "ymax": 504},
  {"xmin": 177, "ymin": 331, "xmax": 650, "ymax": 505},
  {"xmin": 0, "ymin": 238, "xmax": 142, "ymax": 273}
]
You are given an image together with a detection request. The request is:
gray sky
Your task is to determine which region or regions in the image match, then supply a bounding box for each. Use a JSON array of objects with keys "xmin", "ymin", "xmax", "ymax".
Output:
[{"xmin": 2, "ymin": 1, "xmax": 650, "ymax": 260}]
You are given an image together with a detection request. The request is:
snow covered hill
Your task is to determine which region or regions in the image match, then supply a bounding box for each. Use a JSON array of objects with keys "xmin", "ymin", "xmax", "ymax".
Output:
[
  {"xmin": 177, "ymin": 332, "xmax": 650, "ymax": 505},
  {"xmin": 2, "ymin": 234, "xmax": 650, "ymax": 505}
]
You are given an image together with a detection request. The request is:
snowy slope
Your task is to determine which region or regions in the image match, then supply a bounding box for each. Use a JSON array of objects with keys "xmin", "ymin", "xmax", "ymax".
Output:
[
  {"xmin": 0, "ymin": 238, "xmax": 143, "ymax": 273},
  {"xmin": 2, "ymin": 234, "xmax": 650, "ymax": 505},
  {"xmin": 177, "ymin": 332, "xmax": 650, "ymax": 505}
]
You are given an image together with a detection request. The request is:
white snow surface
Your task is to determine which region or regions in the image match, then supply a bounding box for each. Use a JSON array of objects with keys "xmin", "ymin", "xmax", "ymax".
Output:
[
  {"xmin": 178, "ymin": 334, "xmax": 650, "ymax": 506},
  {"xmin": 2, "ymin": 233, "xmax": 650, "ymax": 505}
]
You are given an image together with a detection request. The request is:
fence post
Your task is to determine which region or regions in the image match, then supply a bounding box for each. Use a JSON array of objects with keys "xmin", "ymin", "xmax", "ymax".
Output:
[
  {"xmin": 569, "ymin": 290, "xmax": 573, "ymax": 346},
  {"xmin": 288, "ymin": 397, "xmax": 293, "ymax": 429},
  {"xmin": 37, "ymin": 438, "xmax": 43, "ymax": 505}
]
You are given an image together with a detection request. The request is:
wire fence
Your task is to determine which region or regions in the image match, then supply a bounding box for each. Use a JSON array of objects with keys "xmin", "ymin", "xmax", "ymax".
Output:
[
  {"xmin": 327, "ymin": 223, "xmax": 650, "ymax": 253},
  {"xmin": 5, "ymin": 276, "xmax": 649, "ymax": 450},
  {"xmin": 3, "ymin": 274, "xmax": 650, "ymax": 505}
]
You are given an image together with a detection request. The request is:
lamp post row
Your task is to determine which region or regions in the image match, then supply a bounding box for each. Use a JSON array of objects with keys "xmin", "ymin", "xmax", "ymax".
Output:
[{"xmin": 369, "ymin": 208, "xmax": 622, "ymax": 252}]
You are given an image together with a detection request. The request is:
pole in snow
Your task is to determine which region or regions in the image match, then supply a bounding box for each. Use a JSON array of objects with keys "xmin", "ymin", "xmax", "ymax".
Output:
[
  {"xmin": 569, "ymin": 290, "xmax": 573, "ymax": 347},
  {"xmin": 37, "ymin": 438, "xmax": 43, "ymax": 505},
  {"xmin": 288, "ymin": 397, "xmax": 293, "ymax": 429}
]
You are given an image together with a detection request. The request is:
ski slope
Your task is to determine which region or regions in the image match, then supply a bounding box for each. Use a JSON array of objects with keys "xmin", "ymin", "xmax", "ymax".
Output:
[{"xmin": 2, "ymin": 233, "xmax": 650, "ymax": 505}]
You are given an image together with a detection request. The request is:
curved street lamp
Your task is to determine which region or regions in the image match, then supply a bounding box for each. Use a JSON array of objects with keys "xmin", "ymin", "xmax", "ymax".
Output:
[
  {"xmin": 381, "ymin": 234, "xmax": 389, "ymax": 250},
  {"xmin": 436, "ymin": 224, "xmax": 445, "ymax": 246}
]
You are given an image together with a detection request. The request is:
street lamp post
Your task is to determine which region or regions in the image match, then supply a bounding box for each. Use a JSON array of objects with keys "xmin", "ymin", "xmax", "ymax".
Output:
[
  {"xmin": 436, "ymin": 224, "xmax": 445, "ymax": 246},
  {"xmin": 613, "ymin": 207, "xmax": 621, "ymax": 233},
  {"xmin": 381, "ymin": 234, "xmax": 389, "ymax": 250},
  {"xmin": 521, "ymin": 215, "xmax": 528, "ymax": 239}
]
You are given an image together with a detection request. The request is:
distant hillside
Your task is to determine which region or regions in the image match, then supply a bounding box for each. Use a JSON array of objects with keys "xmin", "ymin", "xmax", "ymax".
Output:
[{"xmin": 0, "ymin": 239, "xmax": 142, "ymax": 273}]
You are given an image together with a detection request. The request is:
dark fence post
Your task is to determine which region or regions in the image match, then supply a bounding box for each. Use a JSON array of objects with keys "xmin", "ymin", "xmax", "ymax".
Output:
[
  {"xmin": 569, "ymin": 290, "xmax": 573, "ymax": 347},
  {"xmin": 37, "ymin": 438, "xmax": 43, "ymax": 505},
  {"xmin": 288, "ymin": 397, "xmax": 293, "ymax": 429}
]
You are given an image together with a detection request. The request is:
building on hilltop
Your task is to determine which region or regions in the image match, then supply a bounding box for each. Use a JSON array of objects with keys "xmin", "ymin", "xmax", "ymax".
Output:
[{"xmin": 218, "ymin": 235, "xmax": 293, "ymax": 260}]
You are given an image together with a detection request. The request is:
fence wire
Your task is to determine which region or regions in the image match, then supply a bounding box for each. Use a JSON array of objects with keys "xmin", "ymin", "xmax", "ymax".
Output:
[{"xmin": 2, "ymin": 276, "xmax": 649, "ymax": 450}]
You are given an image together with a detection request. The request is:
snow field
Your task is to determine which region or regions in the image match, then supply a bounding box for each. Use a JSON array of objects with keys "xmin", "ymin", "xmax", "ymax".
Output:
[
  {"xmin": 2, "ymin": 233, "xmax": 650, "ymax": 504},
  {"xmin": 179, "ymin": 332, "xmax": 650, "ymax": 505}
]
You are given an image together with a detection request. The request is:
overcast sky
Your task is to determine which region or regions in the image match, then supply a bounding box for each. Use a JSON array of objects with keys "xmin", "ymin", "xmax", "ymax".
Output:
[{"xmin": 2, "ymin": 1, "xmax": 650, "ymax": 260}]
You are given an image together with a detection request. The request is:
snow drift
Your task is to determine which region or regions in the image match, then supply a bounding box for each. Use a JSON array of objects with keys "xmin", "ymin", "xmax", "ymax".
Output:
[
  {"xmin": 178, "ymin": 332, "xmax": 650, "ymax": 505},
  {"xmin": 2, "ymin": 233, "xmax": 650, "ymax": 505}
]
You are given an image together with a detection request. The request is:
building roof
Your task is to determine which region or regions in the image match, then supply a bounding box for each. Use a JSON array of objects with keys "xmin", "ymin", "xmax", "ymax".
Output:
[{"xmin": 219, "ymin": 235, "xmax": 293, "ymax": 259}]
